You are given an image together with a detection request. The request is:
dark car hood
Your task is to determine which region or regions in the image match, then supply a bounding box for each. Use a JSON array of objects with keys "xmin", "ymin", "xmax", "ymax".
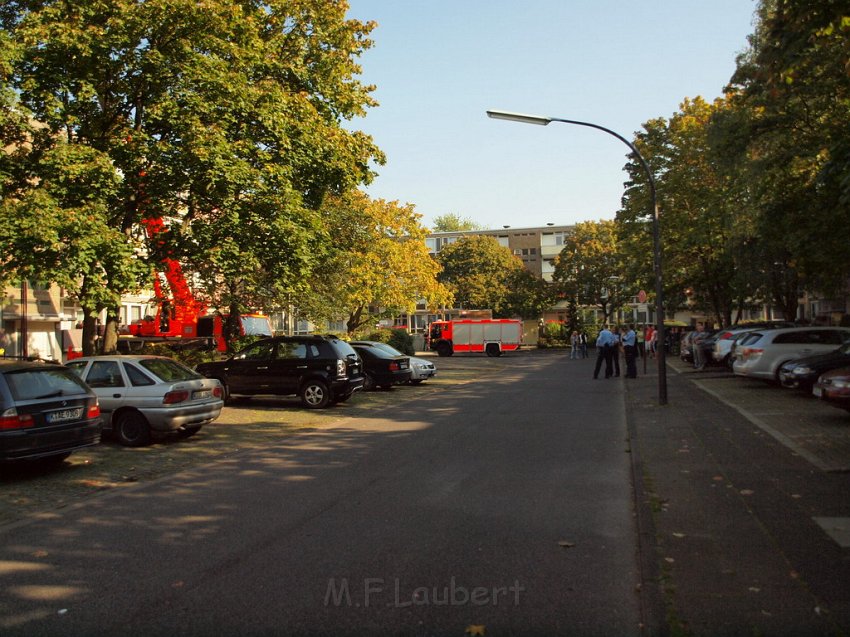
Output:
[{"xmin": 783, "ymin": 349, "xmax": 850, "ymax": 371}]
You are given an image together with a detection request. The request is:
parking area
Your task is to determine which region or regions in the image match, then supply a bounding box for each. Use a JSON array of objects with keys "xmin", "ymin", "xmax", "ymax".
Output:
[
  {"xmin": 668, "ymin": 357, "xmax": 850, "ymax": 472},
  {"xmin": 0, "ymin": 352, "xmax": 503, "ymax": 527}
]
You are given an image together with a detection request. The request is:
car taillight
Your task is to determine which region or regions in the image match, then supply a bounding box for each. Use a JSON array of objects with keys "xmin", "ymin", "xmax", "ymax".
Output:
[
  {"xmin": 743, "ymin": 347, "xmax": 763, "ymax": 359},
  {"xmin": 389, "ymin": 361, "xmax": 399, "ymax": 371},
  {"xmin": 336, "ymin": 360, "xmax": 346, "ymax": 376},
  {"xmin": 163, "ymin": 390, "xmax": 190, "ymax": 405},
  {"xmin": 87, "ymin": 404, "xmax": 101, "ymax": 419},
  {"xmin": 213, "ymin": 386, "xmax": 223, "ymax": 398},
  {"xmin": 0, "ymin": 408, "xmax": 34, "ymax": 430}
]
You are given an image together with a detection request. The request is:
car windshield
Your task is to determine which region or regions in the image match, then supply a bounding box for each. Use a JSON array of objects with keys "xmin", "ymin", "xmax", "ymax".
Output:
[
  {"xmin": 4, "ymin": 368, "xmax": 90, "ymax": 400},
  {"xmin": 139, "ymin": 358, "xmax": 201, "ymax": 382}
]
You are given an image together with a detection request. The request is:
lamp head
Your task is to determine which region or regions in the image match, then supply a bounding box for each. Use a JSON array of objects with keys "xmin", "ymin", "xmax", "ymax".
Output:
[{"xmin": 486, "ymin": 110, "xmax": 551, "ymax": 126}]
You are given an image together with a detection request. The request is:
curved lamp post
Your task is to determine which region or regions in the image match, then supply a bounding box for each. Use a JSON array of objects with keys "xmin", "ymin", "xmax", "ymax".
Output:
[{"xmin": 487, "ymin": 109, "xmax": 667, "ymax": 405}]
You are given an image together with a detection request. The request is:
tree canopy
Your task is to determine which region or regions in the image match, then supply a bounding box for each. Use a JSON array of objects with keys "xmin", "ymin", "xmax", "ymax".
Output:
[
  {"xmin": 1, "ymin": 0, "xmax": 384, "ymax": 352},
  {"xmin": 298, "ymin": 190, "xmax": 453, "ymax": 333},
  {"xmin": 436, "ymin": 235, "xmax": 547, "ymax": 318},
  {"xmin": 553, "ymin": 219, "xmax": 633, "ymax": 324}
]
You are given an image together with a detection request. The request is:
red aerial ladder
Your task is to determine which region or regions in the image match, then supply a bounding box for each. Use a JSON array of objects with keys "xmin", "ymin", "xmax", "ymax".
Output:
[{"xmin": 128, "ymin": 214, "xmax": 272, "ymax": 350}]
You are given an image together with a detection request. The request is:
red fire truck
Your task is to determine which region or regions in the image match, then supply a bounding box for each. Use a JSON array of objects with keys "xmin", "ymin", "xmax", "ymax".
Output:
[{"xmin": 427, "ymin": 319, "xmax": 523, "ymax": 357}]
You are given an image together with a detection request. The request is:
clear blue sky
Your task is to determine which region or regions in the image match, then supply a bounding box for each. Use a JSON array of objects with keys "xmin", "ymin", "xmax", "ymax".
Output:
[{"xmin": 345, "ymin": 0, "xmax": 758, "ymax": 230}]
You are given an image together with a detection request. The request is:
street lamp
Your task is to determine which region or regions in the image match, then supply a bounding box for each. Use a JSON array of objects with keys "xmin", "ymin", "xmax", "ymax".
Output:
[{"xmin": 487, "ymin": 109, "xmax": 667, "ymax": 405}]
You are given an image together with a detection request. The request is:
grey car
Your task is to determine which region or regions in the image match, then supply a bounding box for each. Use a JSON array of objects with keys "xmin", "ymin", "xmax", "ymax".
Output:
[
  {"xmin": 0, "ymin": 359, "xmax": 102, "ymax": 463},
  {"xmin": 67, "ymin": 355, "xmax": 223, "ymax": 447}
]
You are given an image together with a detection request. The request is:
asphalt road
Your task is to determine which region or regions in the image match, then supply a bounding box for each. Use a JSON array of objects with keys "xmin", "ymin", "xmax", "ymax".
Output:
[{"xmin": 0, "ymin": 353, "xmax": 641, "ymax": 636}]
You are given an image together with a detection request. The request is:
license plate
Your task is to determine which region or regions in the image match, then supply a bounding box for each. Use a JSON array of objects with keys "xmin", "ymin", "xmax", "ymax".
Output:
[
  {"xmin": 193, "ymin": 390, "xmax": 212, "ymax": 400},
  {"xmin": 46, "ymin": 407, "xmax": 84, "ymax": 423},
  {"xmin": 813, "ymin": 386, "xmax": 823, "ymax": 398}
]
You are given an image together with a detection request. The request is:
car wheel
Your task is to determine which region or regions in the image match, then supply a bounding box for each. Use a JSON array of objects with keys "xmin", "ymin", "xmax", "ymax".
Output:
[
  {"xmin": 115, "ymin": 411, "xmax": 152, "ymax": 447},
  {"xmin": 301, "ymin": 380, "xmax": 331, "ymax": 409},
  {"xmin": 775, "ymin": 362, "xmax": 793, "ymax": 383},
  {"xmin": 177, "ymin": 425, "xmax": 202, "ymax": 439},
  {"xmin": 363, "ymin": 373, "xmax": 376, "ymax": 391},
  {"xmin": 436, "ymin": 342, "xmax": 452, "ymax": 357}
]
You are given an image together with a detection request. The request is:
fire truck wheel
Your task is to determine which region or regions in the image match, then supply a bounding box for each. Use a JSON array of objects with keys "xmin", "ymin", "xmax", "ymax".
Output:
[
  {"xmin": 485, "ymin": 344, "xmax": 502, "ymax": 357},
  {"xmin": 436, "ymin": 342, "xmax": 452, "ymax": 357},
  {"xmin": 115, "ymin": 411, "xmax": 152, "ymax": 447},
  {"xmin": 300, "ymin": 379, "xmax": 331, "ymax": 409}
]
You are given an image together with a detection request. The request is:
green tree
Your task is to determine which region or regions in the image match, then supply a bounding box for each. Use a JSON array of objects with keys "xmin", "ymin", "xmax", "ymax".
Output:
[
  {"xmin": 436, "ymin": 235, "xmax": 528, "ymax": 317},
  {"xmin": 721, "ymin": 0, "xmax": 850, "ymax": 318},
  {"xmin": 553, "ymin": 220, "xmax": 633, "ymax": 323},
  {"xmin": 431, "ymin": 213, "xmax": 486, "ymax": 232},
  {"xmin": 299, "ymin": 190, "xmax": 452, "ymax": 333},
  {"xmin": 1, "ymin": 0, "xmax": 384, "ymax": 352},
  {"xmin": 619, "ymin": 97, "xmax": 751, "ymax": 327}
]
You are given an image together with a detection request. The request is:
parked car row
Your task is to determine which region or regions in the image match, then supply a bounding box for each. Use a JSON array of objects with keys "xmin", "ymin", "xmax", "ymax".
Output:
[
  {"xmin": 685, "ymin": 325, "xmax": 850, "ymax": 413},
  {"xmin": 1, "ymin": 336, "xmax": 438, "ymax": 464}
]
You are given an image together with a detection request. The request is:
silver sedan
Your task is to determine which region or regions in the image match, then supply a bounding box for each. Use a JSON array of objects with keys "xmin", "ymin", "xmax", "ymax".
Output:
[{"xmin": 67, "ymin": 355, "xmax": 223, "ymax": 447}]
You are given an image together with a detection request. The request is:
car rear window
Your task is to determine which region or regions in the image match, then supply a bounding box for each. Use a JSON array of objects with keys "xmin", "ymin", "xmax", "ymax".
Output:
[
  {"xmin": 4, "ymin": 368, "xmax": 90, "ymax": 401},
  {"xmin": 740, "ymin": 332, "xmax": 763, "ymax": 346},
  {"xmin": 330, "ymin": 340, "xmax": 359, "ymax": 359},
  {"xmin": 139, "ymin": 358, "xmax": 201, "ymax": 382}
]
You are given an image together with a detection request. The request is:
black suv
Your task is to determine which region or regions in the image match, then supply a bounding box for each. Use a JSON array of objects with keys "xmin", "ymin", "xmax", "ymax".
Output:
[
  {"xmin": 0, "ymin": 359, "xmax": 102, "ymax": 463},
  {"xmin": 195, "ymin": 336, "xmax": 363, "ymax": 409}
]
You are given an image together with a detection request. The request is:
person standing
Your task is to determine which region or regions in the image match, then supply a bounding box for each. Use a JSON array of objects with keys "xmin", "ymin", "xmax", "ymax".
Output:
[
  {"xmin": 593, "ymin": 325, "xmax": 616, "ymax": 379},
  {"xmin": 580, "ymin": 331, "xmax": 589, "ymax": 359},
  {"xmin": 611, "ymin": 327, "xmax": 621, "ymax": 377},
  {"xmin": 622, "ymin": 324, "xmax": 638, "ymax": 378},
  {"xmin": 570, "ymin": 331, "xmax": 579, "ymax": 359},
  {"xmin": 692, "ymin": 322, "xmax": 707, "ymax": 370},
  {"xmin": 636, "ymin": 325, "xmax": 646, "ymax": 360}
]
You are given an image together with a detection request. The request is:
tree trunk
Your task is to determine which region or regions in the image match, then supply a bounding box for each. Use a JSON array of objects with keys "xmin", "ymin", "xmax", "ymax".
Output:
[
  {"xmin": 347, "ymin": 306, "xmax": 365, "ymax": 334},
  {"xmin": 82, "ymin": 310, "xmax": 98, "ymax": 356},
  {"xmin": 101, "ymin": 308, "xmax": 120, "ymax": 354},
  {"xmin": 224, "ymin": 301, "xmax": 242, "ymax": 353}
]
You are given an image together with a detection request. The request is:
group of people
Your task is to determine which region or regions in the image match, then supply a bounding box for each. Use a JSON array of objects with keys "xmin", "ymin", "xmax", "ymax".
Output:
[
  {"xmin": 568, "ymin": 331, "xmax": 589, "ymax": 359},
  {"xmin": 591, "ymin": 324, "xmax": 641, "ymax": 380}
]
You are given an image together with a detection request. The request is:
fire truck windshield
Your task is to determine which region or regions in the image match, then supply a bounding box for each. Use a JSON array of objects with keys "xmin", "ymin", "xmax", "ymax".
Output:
[{"xmin": 242, "ymin": 316, "xmax": 273, "ymax": 336}]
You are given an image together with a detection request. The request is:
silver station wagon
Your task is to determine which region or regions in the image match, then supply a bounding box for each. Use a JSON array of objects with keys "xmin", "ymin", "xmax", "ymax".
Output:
[
  {"xmin": 732, "ymin": 327, "xmax": 850, "ymax": 382},
  {"xmin": 67, "ymin": 355, "xmax": 223, "ymax": 447}
]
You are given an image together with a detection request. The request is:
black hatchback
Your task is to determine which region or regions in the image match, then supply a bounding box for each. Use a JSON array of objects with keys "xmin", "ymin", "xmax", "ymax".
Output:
[
  {"xmin": 0, "ymin": 360, "xmax": 102, "ymax": 463},
  {"xmin": 195, "ymin": 335, "xmax": 364, "ymax": 409}
]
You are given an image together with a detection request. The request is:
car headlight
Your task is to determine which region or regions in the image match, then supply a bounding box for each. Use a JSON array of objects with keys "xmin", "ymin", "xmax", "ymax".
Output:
[
  {"xmin": 792, "ymin": 366, "xmax": 813, "ymax": 375},
  {"xmin": 412, "ymin": 361, "xmax": 425, "ymax": 369}
]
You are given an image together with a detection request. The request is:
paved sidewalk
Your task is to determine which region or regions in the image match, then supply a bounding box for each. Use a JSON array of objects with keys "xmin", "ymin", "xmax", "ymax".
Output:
[{"xmin": 624, "ymin": 357, "xmax": 850, "ymax": 636}]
